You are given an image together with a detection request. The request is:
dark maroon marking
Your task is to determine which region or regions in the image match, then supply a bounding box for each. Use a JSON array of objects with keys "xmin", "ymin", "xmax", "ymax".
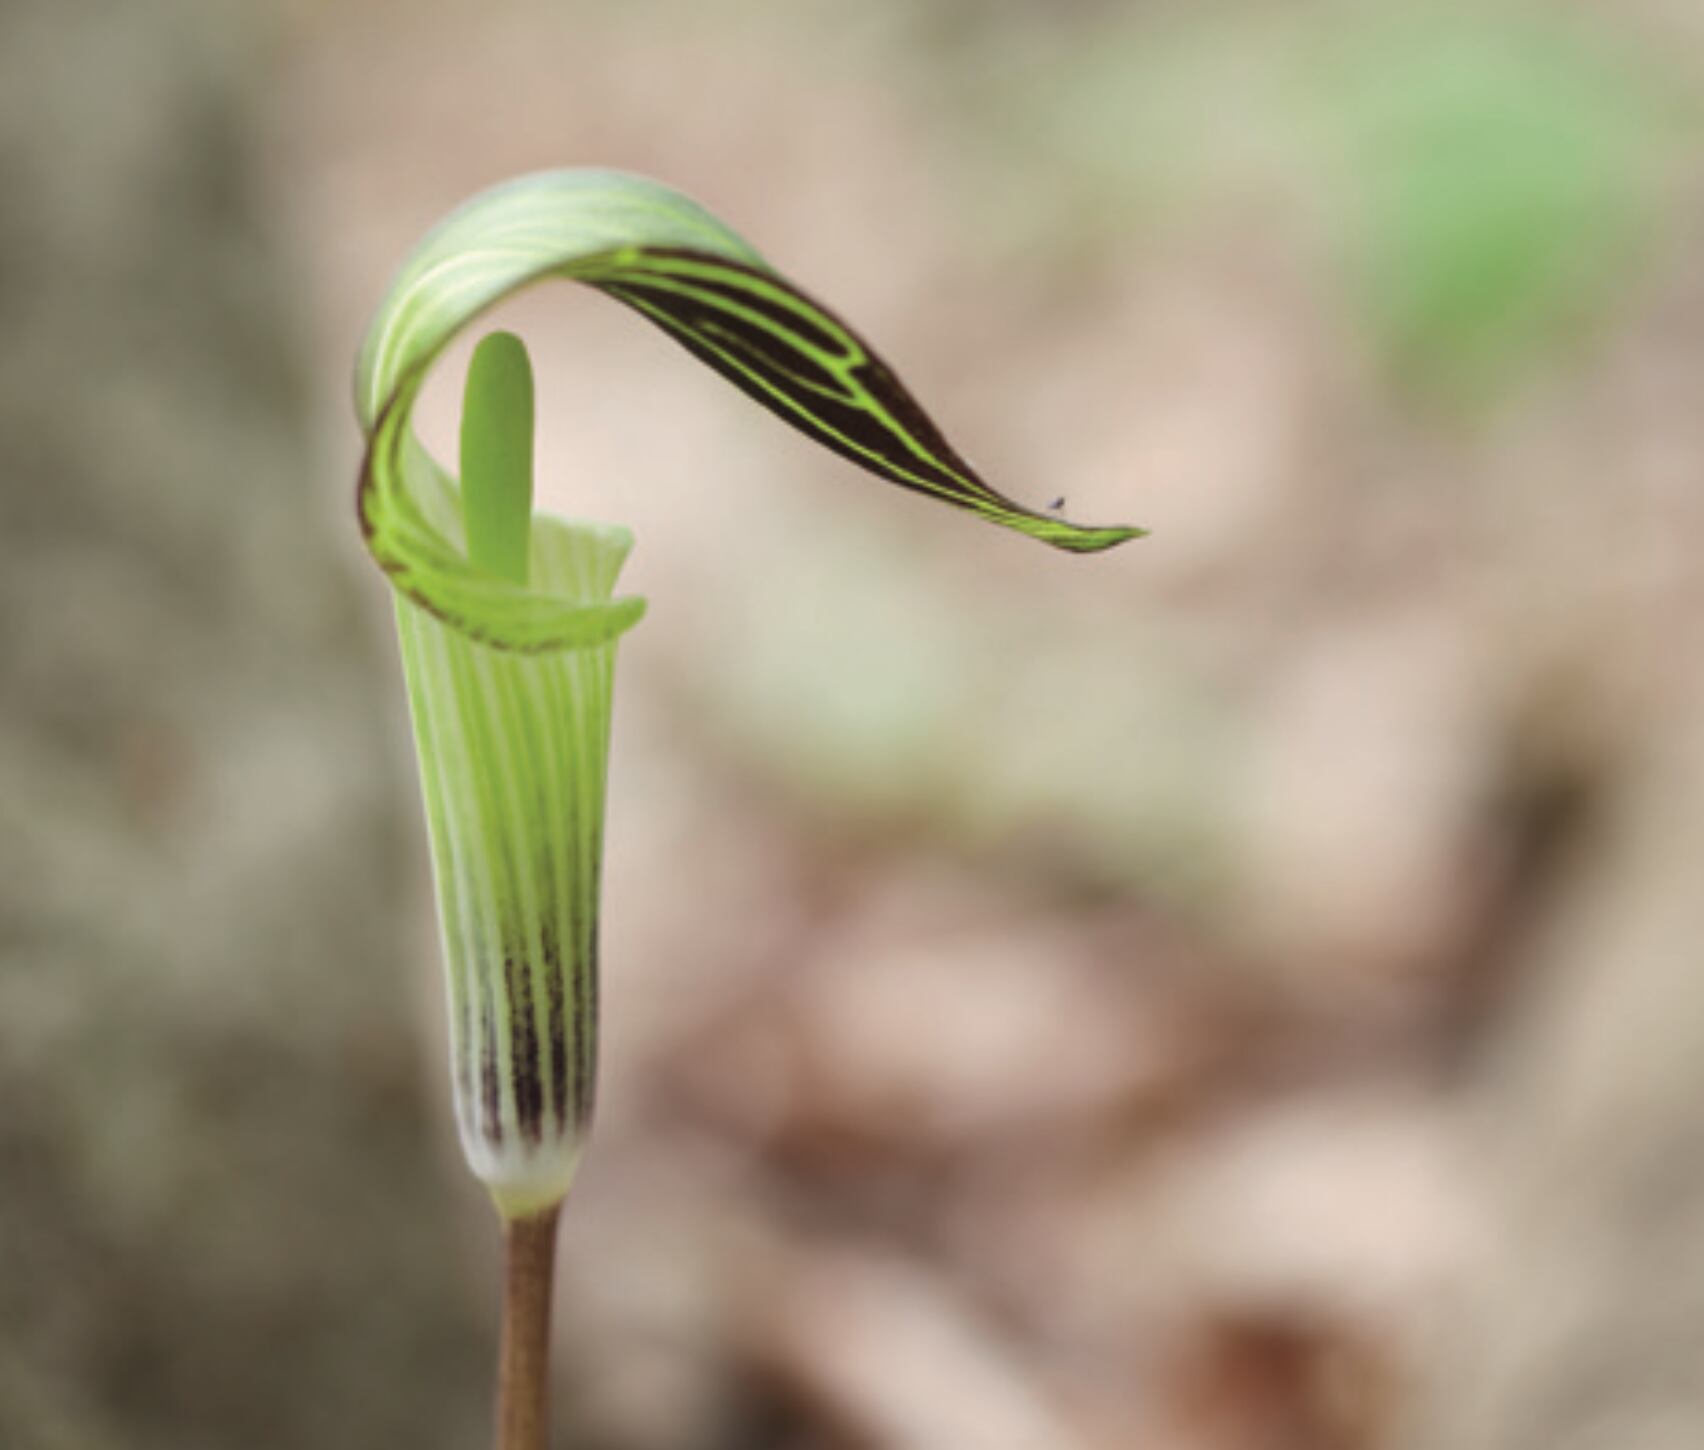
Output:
[
  {"xmin": 640, "ymin": 249, "xmax": 851, "ymax": 357},
  {"xmin": 572, "ymin": 932, "xmax": 599, "ymax": 1134},
  {"xmin": 505, "ymin": 947, "xmax": 545, "ymax": 1144},
  {"xmin": 601, "ymin": 285, "xmax": 987, "ymax": 508},
  {"xmin": 695, "ymin": 316, "xmax": 851, "ymax": 401},
  {"xmin": 480, "ymin": 989, "xmax": 502, "ymax": 1146},
  {"xmin": 629, "ymin": 251, "xmax": 994, "ymax": 493},
  {"xmin": 458, "ymin": 974, "xmax": 476, "ymax": 1122},
  {"xmin": 541, "ymin": 921, "xmax": 569, "ymax": 1128}
]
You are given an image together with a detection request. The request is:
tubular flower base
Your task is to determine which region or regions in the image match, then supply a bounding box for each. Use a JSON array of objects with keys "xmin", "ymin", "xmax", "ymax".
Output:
[
  {"xmin": 354, "ymin": 168, "xmax": 1141, "ymax": 1217},
  {"xmin": 393, "ymin": 485, "xmax": 630, "ymax": 1215}
]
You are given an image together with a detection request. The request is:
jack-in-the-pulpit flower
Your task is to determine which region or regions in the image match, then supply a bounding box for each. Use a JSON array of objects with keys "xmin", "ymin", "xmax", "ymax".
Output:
[
  {"xmin": 389, "ymin": 330, "xmax": 630, "ymax": 1217},
  {"xmin": 353, "ymin": 169, "xmax": 1141, "ymax": 1221}
]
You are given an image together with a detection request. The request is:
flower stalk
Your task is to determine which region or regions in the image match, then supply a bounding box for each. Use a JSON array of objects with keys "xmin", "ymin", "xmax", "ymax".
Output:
[{"xmin": 496, "ymin": 1203, "xmax": 562, "ymax": 1450}]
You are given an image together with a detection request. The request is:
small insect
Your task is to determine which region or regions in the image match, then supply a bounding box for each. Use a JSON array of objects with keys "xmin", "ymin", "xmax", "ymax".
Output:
[{"xmin": 1046, "ymin": 496, "xmax": 1067, "ymax": 514}]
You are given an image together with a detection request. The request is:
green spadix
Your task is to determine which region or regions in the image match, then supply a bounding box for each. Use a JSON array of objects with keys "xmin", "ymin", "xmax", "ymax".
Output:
[{"xmin": 461, "ymin": 331, "xmax": 536, "ymax": 588}]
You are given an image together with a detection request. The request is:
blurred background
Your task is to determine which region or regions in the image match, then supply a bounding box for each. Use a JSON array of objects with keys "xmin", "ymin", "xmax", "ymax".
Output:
[{"xmin": 5, "ymin": 0, "xmax": 1704, "ymax": 1446}]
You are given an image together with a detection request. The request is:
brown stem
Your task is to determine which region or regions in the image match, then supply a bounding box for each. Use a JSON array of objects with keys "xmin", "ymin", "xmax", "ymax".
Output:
[{"xmin": 495, "ymin": 1202, "xmax": 562, "ymax": 1450}]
